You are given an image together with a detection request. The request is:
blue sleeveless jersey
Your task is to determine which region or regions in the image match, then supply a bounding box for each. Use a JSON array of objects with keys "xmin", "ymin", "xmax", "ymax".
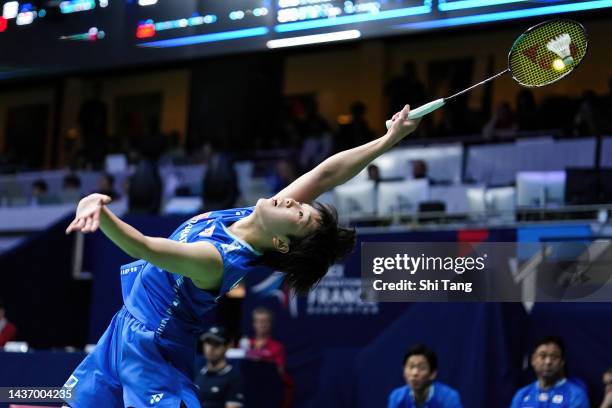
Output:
[{"xmin": 120, "ymin": 207, "xmax": 262, "ymax": 345}]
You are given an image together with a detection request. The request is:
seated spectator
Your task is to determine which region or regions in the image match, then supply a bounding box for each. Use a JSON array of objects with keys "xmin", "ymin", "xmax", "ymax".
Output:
[
  {"xmin": 516, "ymin": 89, "xmax": 540, "ymax": 131},
  {"xmin": 297, "ymin": 100, "xmax": 333, "ymax": 172},
  {"xmin": 367, "ymin": 164, "xmax": 381, "ymax": 183},
  {"xmin": 195, "ymin": 326, "xmax": 244, "ymax": 408},
  {"xmin": 97, "ymin": 173, "xmax": 120, "ymax": 201},
  {"xmin": 482, "ymin": 102, "xmax": 518, "ymax": 139},
  {"xmin": 573, "ymin": 90, "xmax": 602, "ymax": 137},
  {"xmin": 60, "ymin": 173, "xmax": 82, "ymax": 203},
  {"xmin": 201, "ymin": 141, "xmax": 239, "ymax": 211},
  {"xmin": 388, "ymin": 344, "xmax": 463, "ymax": 408},
  {"xmin": 246, "ymin": 307, "xmax": 293, "ymax": 408},
  {"xmin": 128, "ymin": 157, "xmax": 162, "ymax": 214},
  {"xmin": 335, "ymin": 101, "xmax": 375, "ymax": 153},
  {"xmin": 411, "ymin": 160, "xmax": 428, "ymax": 180},
  {"xmin": 0, "ymin": 299, "xmax": 17, "ymax": 347},
  {"xmin": 384, "ymin": 61, "xmax": 426, "ymax": 120},
  {"xmin": 601, "ymin": 367, "xmax": 612, "ymax": 408},
  {"xmin": 268, "ymin": 159, "xmax": 298, "ymax": 194},
  {"xmin": 31, "ymin": 179, "xmax": 58, "ymax": 205},
  {"xmin": 159, "ymin": 130, "xmax": 187, "ymax": 167},
  {"xmin": 511, "ymin": 336, "xmax": 589, "ymax": 408}
]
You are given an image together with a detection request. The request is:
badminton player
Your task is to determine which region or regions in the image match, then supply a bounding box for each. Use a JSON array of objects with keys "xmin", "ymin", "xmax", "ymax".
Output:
[{"xmin": 61, "ymin": 105, "xmax": 420, "ymax": 407}]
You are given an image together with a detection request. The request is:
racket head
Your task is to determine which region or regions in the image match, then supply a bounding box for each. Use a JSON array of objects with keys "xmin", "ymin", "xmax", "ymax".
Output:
[{"xmin": 508, "ymin": 19, "xmax": 588, "ymax": 88}]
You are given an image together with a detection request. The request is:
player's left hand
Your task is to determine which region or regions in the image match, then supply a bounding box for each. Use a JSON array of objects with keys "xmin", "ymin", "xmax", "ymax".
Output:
[
  {"xmin": 65, "ymin": 193, "xmax": 112, "ymax": 234},
  {"xmin": 388, "ymin": 104, "xmax": 421, "ymax": 142}
]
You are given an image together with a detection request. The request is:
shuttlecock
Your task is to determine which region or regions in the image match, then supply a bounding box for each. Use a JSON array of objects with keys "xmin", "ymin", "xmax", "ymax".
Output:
[{"xmin": 546, "ymin": 33, "xmax": 574, "ymax": 69}]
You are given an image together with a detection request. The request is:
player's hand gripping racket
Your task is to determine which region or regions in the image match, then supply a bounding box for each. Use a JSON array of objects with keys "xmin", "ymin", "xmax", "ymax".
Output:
[{"xmin": 385, "ymin": 19, "xmax": 588, "ymax": 129}]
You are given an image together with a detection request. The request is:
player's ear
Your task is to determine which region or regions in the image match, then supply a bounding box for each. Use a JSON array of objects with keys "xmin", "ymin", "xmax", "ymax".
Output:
[
  {"xmin": 272, "ymin": 236, "xmax": 289, "ymax": 254},
  {"xmin": 430, "ymin": 370, "xmax": 438, "ymax": 381}
]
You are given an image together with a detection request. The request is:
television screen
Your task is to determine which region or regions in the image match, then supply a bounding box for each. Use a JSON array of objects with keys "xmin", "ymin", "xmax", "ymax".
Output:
[{"xmin": 1, "ymin": 0, "xmax": 610, "ymax": 79}]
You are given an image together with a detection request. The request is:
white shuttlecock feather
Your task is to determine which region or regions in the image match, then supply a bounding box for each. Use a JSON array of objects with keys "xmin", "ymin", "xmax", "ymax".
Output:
[{"xmin": 546, "ymin": 33, "xmax": 574, "ymax": 66}]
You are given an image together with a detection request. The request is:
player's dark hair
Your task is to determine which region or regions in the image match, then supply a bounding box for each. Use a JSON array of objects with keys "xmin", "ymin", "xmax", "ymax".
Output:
[
  {"xmin": 403, "ymin": 344, "xmax": 438, "ymax": 372},
  {"xmin": 257, "ymin": 202, "xmax": 356, "ymax": 295},
  {"xmin": 533, "ymin": 336, "xmax": 566, "ymax": 359},
  {"xmin": 606, "ymin": 366, "xmax": 612, "ymax": 376}
]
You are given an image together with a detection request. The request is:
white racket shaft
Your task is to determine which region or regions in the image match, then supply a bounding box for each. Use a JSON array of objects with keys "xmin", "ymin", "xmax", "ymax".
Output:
[{"xmin": 385, "ymin": 98, "xmax": 446, "ymax": 130}]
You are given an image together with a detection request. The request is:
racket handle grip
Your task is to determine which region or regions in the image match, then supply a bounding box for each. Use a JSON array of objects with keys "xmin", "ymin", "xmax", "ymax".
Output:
[{"xmin": 385, "ymin": 98, "xmax": 446, "ymax": 130}]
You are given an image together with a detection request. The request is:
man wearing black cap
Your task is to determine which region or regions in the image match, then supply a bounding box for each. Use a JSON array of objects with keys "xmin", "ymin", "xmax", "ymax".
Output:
[{"xmin": 195, "ymin": 326, "xmax": 244, "ymax": 408}]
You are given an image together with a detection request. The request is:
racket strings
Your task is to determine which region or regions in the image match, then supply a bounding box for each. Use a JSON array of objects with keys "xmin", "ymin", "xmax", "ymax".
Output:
[{"xmin": 509, "ymin": 20, "xmax": 587, "ymax": 87}]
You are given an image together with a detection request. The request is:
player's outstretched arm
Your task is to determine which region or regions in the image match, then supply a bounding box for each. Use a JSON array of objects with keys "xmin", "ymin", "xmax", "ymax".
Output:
[
  {"xmin": 274, "ymin": 105, "xmax": 420, "ymax": 204},
  {"xmin": 65, "ymin": 194, "xmax": 223, "ymax": 289}
]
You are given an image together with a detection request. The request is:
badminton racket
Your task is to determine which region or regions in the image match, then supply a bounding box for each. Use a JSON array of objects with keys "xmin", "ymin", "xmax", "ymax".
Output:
[{"xmin": 385, "ymin": 19, "xmax": 589, "ymax": 129}]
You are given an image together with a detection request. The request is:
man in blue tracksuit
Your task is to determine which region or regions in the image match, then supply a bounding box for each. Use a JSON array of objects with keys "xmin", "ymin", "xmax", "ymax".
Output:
[
  {"xmin": 388, "ymin": 344, "xmax": 463, "ymax": 408},
  {"xmin": 511, "ymin": 336, "xmax": 589, "ymax": 408}
]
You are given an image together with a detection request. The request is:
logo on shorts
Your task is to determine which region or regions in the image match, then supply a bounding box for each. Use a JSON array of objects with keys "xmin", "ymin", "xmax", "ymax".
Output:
[{"xmin": 150, "ymin": 393, "xmax": 164, "ymax": 404}]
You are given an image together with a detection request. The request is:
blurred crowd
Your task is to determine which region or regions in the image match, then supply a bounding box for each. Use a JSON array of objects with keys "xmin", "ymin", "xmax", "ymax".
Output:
[
  {"xmin": 1, "ymin": 64, "xmax": 612, "ymax": 215},
  {"xmin": 385, "ymin": 63, "xmax": 612, "ymax": 140},
  {"xmin": 1, "ymin": 66, "xmax": 609, "ymax": 169}
]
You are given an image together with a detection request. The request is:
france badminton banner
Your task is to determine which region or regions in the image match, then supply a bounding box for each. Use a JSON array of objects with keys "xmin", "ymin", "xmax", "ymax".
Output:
[{"xmin": 361, "ymin": 240, "xmax": 612, "ymax": 302}]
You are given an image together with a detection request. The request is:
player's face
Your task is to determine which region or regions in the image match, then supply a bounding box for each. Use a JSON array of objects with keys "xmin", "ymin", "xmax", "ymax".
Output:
[
  {"xmin": 256, "ymin": 197, "xmax": 320, "ymax": 240},
  {"xmin": 531, "ymin": 343, "xmax": 564, "ymax": 381},
  {"xmin": 253, "ymin": 312, "xmax": 272, "ymax": 337},
  {"xmin": 403, "ymin": 355, "xmax": 436, "ymax": 391},
  {"xmin": 203, "ymin": 341, "xmax": 227, "ymax": 364},
  {"xmin": 603, "ymin": 372, "xmax": 612, "ymax": 393}
]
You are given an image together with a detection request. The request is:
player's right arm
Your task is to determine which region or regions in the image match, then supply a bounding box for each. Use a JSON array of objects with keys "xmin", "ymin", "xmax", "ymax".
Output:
[
  {"xmin": 66, "ymin": 194, "xmax": 223, "ymax": 289},
  {"xmin": 273, "ymin": 105, "xmax": 420, "ymax": 204}
]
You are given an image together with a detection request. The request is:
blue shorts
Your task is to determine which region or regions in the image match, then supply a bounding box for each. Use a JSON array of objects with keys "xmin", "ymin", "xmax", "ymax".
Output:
[{"xmin": 62, "ymin": 307, "xmax": 200, "ymax": 408}]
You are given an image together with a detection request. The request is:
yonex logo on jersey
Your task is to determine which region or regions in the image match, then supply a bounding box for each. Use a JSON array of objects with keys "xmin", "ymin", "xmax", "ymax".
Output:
[
  {"xmin": 150, "ymin": 393, "xmax": 164, "ymax": 404},
  {"xmin": 539, "ymin": 392, "xmax": 548, "ymax": 402},
  {"xmin": 121, "ymin": 266, "xmax": 139, "ymax": 275},
  {"xmin": 552, "ymin": 394, "xmax": 564, "ymax": 404},
  {"xmin": 221, "ymin": 241, "xmax": 241, "ymax": 254},
  {"xmin": 198, "ymin": 225, "xmax": 216, "ymax": 238}
]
